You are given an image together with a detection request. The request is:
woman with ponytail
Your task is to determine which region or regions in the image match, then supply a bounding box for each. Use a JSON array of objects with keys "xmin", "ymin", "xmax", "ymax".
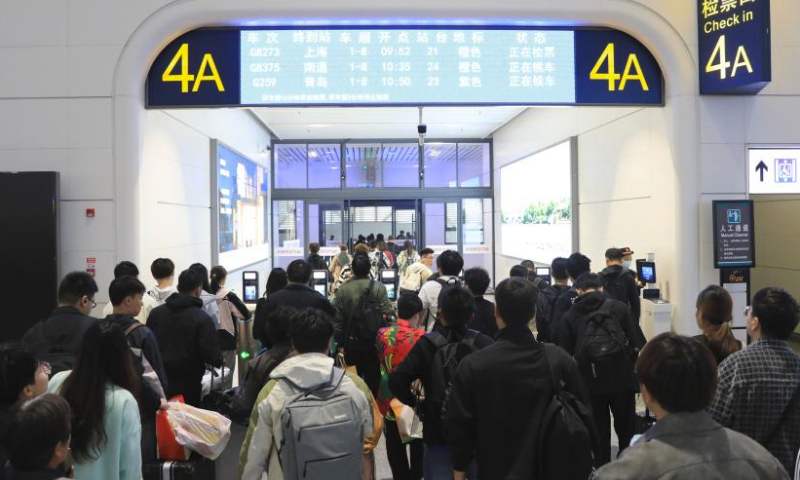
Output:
[{"xmin": 693, "ymin": 285, "xmax": 742, "ymax": 365}]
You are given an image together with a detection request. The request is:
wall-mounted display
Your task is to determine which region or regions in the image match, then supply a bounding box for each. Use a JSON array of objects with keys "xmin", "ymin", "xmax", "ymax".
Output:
[
  {"xmin": 500, "ymin": 140, "xmax": 573, "ymax": 263},
  {"xmin": 147, "ymin": 27, "xmax": 663, "ymax": 107},
  {"xmin": 213, "ymin": 140, "xmax": 269, "ymax": 271}
]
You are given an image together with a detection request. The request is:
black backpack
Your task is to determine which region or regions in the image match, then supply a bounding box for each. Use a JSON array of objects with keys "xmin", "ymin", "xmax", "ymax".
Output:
[
  {"xmin": 537, "ymin": 346, "xmax": 599, "ymax": 480},
  {"xmin": 601, "ymin": 269, "xmax": 633, "ymax": 305},
  {"xmin": 532, "ymin": 277, "xmax": 559, "ymax": 342},
  {"xmin": 425, "ymin": 330, "xmax": 480, "ymax": 431},
  {"xmin": 574, "ymin": 299, "xmax": 631, "ymax": 394},
  {"xmin": 344, "ymin": 280, "xmax": 386, "ymax": 348}
]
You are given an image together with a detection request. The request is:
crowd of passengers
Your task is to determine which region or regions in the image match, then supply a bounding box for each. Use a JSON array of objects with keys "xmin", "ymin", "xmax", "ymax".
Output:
[{"xmin": 1, "ymin": 241, "xmax": 799, "ymax": 480}]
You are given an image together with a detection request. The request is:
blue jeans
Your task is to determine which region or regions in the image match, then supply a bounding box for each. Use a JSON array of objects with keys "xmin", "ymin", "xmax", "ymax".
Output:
[{"xmin": 423, "ymin": 444, "xmax": 478, "ymax": 480}]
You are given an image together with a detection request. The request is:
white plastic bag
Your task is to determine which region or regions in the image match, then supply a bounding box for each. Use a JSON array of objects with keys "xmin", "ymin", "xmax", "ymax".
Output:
[
  {"xmin": 390, "ymin": 399, "xmax": 423, "ymax": 443},
  {"xmin": 166, "ymin": 401, "xmax": 232, "ymax": 460}
]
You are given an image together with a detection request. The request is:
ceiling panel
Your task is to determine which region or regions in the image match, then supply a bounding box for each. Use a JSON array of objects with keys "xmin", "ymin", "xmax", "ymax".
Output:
[{"xmin": 252, "ymin": 106, "xmax": 526, "ymax": 139}]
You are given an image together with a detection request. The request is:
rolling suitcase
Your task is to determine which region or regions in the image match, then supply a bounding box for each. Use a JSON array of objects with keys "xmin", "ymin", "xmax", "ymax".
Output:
[{"xmin": 143, "ymin": 455, "xmax": 215, "ymax": 480}]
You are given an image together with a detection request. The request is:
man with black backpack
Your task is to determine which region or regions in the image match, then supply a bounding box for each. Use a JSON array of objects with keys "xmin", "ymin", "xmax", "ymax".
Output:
[
  {"xmin": 551, "ymin": 253, "xmax": 593, "ymax": 342},
  {"xmin": 446, "ymin": 277, "xmax": 594, "ymax": 480},
  {"xmin": 390, "ymin": 287, "xmax": 493, "ymax": 480},
  {"xmin": 333, "ymin": 253, "xmax": 395, "ymax": 395},
  {"xmin": 600, "ymin": 247, "xmax": 641, "ymax": 322},
  {"xmin": 558, "ymin": 273, "xmax": 646, "ymax": 466},
  {"xmin": 510, "ymin": 264, "xmax": 560, "ymax": 342},
  {"xmin": 418, "ymin": 250, "xmax": 464, "ymax": 332}
]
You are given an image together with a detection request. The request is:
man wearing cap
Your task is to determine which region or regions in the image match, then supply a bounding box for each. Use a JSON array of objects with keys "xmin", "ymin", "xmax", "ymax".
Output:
[{"xmin": 600, "ymin": 247, "xmax": 641, "ymax": 322}]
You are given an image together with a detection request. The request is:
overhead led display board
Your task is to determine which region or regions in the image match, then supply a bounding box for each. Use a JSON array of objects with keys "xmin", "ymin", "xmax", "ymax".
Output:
[
  {"xmin": 697, "ymin": 0, "xmax": 771, "ymax": 94},
  {"xmin": 147, "ymin": 27, "xmax": 663, "ymax": 108}
]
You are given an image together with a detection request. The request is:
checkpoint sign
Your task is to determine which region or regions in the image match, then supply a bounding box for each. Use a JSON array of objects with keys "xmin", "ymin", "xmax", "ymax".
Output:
[
  {"xmin": 748, "ymin": 148, "xmax": 800, "ymax": 194},
  {"xmin": 697, "ymin": 0, "xmax": 771, "ymax": 94},
  {"xmin": 713, "ymin": 200, "xmax": 755, "ymax": 268}
]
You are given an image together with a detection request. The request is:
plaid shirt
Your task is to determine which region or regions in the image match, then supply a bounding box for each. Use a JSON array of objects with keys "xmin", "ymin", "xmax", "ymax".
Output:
[{"xmin": 708, "ymin": 338, "xmax": 800, "ymax": 473}]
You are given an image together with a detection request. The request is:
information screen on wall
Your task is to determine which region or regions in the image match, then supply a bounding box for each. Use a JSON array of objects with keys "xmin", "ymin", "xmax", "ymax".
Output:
[
  {"xmin": 214, "ymin": 141, "xmax": 269, "ymax": 271},
  {"xmin": 500, "ymin": 140, "xmax": 573, "ymax": 263},
  {"xmin": 712, "ymin": 200, "xmax": 755, "ymax": 268},
  {"xmin": 147, "ymin": 27, "xmax": 663, "ymax": 107}
]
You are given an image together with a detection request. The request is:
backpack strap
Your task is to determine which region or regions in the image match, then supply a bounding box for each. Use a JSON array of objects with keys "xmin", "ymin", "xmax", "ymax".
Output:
[
  {"xmin": 124, "ymin": 322, "xmax": 143, "ymax": 337},
  {"xmin": 764, "ymin": 379, "xmax": 800, "ymax": 446}
]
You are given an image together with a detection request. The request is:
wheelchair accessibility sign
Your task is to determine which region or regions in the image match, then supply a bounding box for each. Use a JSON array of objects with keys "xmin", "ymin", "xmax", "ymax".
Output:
[
  {"xmin": 749, "ymin": 148, "xmax": 800, "ymax": 194},
  {"xmin": 775, "ymin": 159, "xmax": 797, "ymax": 184}
]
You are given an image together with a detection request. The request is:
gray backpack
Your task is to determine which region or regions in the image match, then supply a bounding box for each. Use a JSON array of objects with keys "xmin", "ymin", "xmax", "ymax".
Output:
[{"xmin": 278, "ymin": 368, "xmax": 364, "ymax": 480}]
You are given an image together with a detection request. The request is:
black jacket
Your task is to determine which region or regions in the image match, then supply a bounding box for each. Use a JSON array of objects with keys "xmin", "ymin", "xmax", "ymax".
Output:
[
  {"xmin": 468, "ymin": 296, "xmax": 498, "ymax": 338},
  {"xmin": 389, "ymin": 327, "xmax": 494, "ymax": 446},
  {"xmin": 2, "ymin": 467, "xmax": 67, "ymax": 480},
  {"xmin": 306, "ymin": 253, "xmax": 329, "ymax": 272},
  {"xmin": 230, "ymin": 343, "xmax": 292, "ymax": 422},
  {"xmin": 147, "ymin": 293, "xmax": 222, "ymax": 405},
  {"xmin": 600, "ymin": 265, "xmax": 641, "ymax": 321},
  {"xmin": 550, "ymin": 287, "xmax": 579, "ymax": 340},
  {"xmin": 557, "ymin": 292, "xmax": 646, "ymax": 393},
  {"xmin": 21, "ymin": 307, "xmax": 97, "ymax": 376},
  {"xmin": 446, "ymin": 327, "xmax": 589, "ymax": 478},
  {"xmin": 0, "ymin": 404, "xmax": 11, "ymax": 480},
  {"xmin": 253, "ymin": 284, "xmax": 335, "ymax": 346}
]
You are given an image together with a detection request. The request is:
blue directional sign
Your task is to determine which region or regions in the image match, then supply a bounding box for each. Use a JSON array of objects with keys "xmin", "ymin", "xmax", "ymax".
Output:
[
  {"xmin": 146, "ymin": 27, "xmax": 663, "ymax": 108},
  {"xmin": 698, "ymin": 0, "xmax": 771, "ymax": 94},
  {"xmin": 713, "ymin": 200, "xmax": 755, "ymax": 268}
]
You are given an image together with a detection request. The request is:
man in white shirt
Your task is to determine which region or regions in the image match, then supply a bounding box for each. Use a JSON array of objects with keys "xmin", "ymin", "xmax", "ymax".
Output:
[
  {"xmin": 418, "ymin": 250, "xmax": 464, "ymax": 332},
  {"xmin": 146, "ymin": 258, "xmax": 177, "ymax": 306}
]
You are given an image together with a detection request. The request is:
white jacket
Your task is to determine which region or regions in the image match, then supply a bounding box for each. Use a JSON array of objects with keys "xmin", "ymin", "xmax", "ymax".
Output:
[{"xmin": 241, "ymin": 353, "xmax": 372, "ymax": 480}]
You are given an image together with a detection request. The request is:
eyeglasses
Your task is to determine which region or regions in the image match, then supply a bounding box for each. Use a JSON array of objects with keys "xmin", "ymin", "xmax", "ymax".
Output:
[
  {"xmin": 85, "ymin": 296, "xmax": 97, "ymax": 309},
  {"xmin": 743, "ymin": 306, "xmax": 751, "ymax": 317},
  {"xmin": 38, "ymin": 361, "xmax": 51, "ymax": 377}
]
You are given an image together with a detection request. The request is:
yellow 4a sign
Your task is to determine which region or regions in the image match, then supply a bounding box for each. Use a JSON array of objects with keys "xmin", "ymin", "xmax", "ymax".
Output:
[
  {"xmin": 162, "ymin": 43, "xmax": 225, "ymax": 93},
  {"xmin": 574, "ymin": 30, "xmax": 662, "ymax": 104},
  {"xmin": 147, "ymin": 29, "xmax": 240, "ymax": 107},
  {"xmin": 697, "ymin": 0, "xmax": 771, "ymax": 94},
  {"xmin": 589, "ymin": 43, "xmax": 650, "ymax": 92}
]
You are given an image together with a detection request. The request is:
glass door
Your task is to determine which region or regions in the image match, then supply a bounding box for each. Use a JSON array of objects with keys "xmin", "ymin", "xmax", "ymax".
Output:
[
  {"xmin": 272, "ymin": 200, "xmax": 305, "ymax": 270},
  {"xmin": 307, "ymin": 201, "xmax": 344, "ymax": 260},
  {"xmin": 422, "ymin": 200, "xmax": 460, "ymax": 259}
]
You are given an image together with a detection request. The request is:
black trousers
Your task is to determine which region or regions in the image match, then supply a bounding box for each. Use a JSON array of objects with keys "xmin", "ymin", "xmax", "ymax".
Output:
[
  {"xmin": 590, "ymin": 391, "xmax": 636, "ymax": 466},
  {"xmin": 344, "ymin": 344, "xmax": 381, "ymax": 397},
  {"xmin": 384, "ymin": 419, "xmax": 423, "ymax": 480}
]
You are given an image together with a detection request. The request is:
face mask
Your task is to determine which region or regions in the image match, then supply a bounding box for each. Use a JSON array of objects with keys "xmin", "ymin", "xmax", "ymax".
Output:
[{"xmin": 622, "ymin": 260, "xmax": 632, "ymax": 269}]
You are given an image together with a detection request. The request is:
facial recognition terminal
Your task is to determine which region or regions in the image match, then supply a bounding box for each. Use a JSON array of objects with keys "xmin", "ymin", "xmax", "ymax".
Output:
[
  {"xmin": 380, "ymin": 269, "xmax": 397, "ymax": 300},
  {"xmin": 242, "ymin": 271, "xmax": 259, "ymax": 304},
  {"xmin": 637, "ymin": 261, "xmax": 657, "ymax": 285},
  {"xmin": 312, "ymin": 270, "xmax": 329, "ymax": 296},
  {"xmin": 535, "ymin": 267, "xmax": 551, "ymax": 284}
]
